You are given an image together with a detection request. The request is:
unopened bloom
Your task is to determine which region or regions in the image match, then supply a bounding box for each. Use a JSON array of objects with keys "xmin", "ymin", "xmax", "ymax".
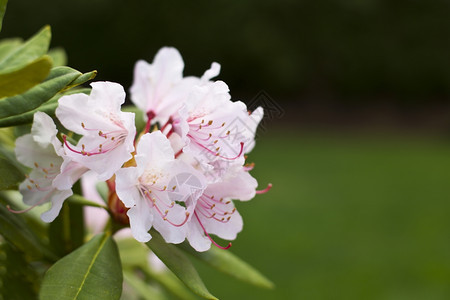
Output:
[
  {"xmin": 130, "ymin": 47, "xmax": 220, "ymax": 124},
  {"xmin": 56, "ymin": 81, "xmax": 136, "ymax": 181},
  {"xmin": 115, "ymin": 131, "xmax": 206, "ymax": 243},
  {"xmin": 14, "ymin": 112, "xmax": 87, "ymax": 222}
]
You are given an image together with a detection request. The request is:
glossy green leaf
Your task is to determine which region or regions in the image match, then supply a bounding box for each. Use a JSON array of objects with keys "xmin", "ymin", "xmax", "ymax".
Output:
[
  {"xmin": 40, "ymin": 233, "xmax": 123, "ymax": 300},
  {"xmin": 0, "ymin": 0, "xmax": 7, "ymax": 32},
  {"xmin": 146, "ymin": 230, "xmax": 217, "ymax": 300},
  {"xmin": 179, "ymin": 242, "xmax": 274, "ymax": 289},
  {"xmin": 0, "ymin": 55, "xmax": 52, "ymax": 98},
  {"xmin": 0, "ymin": 192, "xmax": 56, "ymax": 261},
  {"xmin": 0, "ymin": 87, "xmax": 91, "ymax": 127},
  {"xmin": 123, "ymin": 270, "xmax": 167, "ymax": 300},
  {"xmin": 0, "ymin": 67, "xmax": 81, "ymax": 120},
  {"xmin": 0, "ymin": 25, "xmax": 50, "ymax": 71}
]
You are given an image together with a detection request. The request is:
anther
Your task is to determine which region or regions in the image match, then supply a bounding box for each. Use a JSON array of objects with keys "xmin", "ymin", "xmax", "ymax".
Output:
[
  {"xmin": 34, "ymin": 162, "xmax": 39, "ymax": 168},
  {"xmin": 208, "ymin": 120, "xmax": 213, "ymax": 125},
  {"xmin": 81, "ymin": 122, "xmax": 85, "ymax": 128},
  {"xmin": 98, "ymin": 131, "xmax": 103, "ymax": 136}
]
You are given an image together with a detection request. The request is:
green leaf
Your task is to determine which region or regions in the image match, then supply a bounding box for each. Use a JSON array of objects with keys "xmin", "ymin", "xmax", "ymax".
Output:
[
  {"xmin": 0, "ymin": 87, "xmax": 91, "ymax": 127},
  {"xmin": 0, "ymin": 155, "xmax": 24, "ymax": 190},
  {"xmin": 178, "ymin": 243, "xmax": 274, "ymax": 289},
  {"xmin": 118, "ymin": 238, "xmax": 197, "ymax": 300},
  {"xmin": 0, "ymin": 0, "xmax": 7, "ymax": 32},
  {"xmin": 63, "ymin": 70, "xmax": 97, "ymax": 91},
  {"xmin": 0, "ymin": 38, "xmax": 21, "ymax": 60},
  {"xmin": 0, "ymin": 66, "xmax": 81, "ymax": 120},
  {"xmin": 0, "ymin": 55, "xmax": 52, "ymax": 98},
  {"xmin": 47, "ymin": 47, "xmax": 67, "ymax": 66},
  {"xmin": 0, "ymin": 25, "xmax": 51, "ymax": 71},
  {"xmin": 146, "ymin": 230, "xmax": 218, "ymax": 300},
  {"xmin": 123, "ymin": 270, "xmax": 168, "ymax": 300},
  {"xmin": 0, "ymin": 242, "xmax": 40, "ymax": 299},
  {"xmin": 0, "ymin": 192, "xmax": 56, "ymax": 261},
  {"xmin": 40, "ymin": 233, "xmax": 123, "ymax": 300},
  {"xmin": 49, "ymin": 199, "xmax": 85, "ymax": 258}
]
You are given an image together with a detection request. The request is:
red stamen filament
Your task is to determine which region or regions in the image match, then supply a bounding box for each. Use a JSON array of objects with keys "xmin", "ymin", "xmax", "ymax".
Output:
[
  {"xmin": 194, "ymin": 211, "xmax": 231, "ymax": 250},
  {"xmin": 256, "ymin": 183, "xmax": 272, "ymax": 194}
]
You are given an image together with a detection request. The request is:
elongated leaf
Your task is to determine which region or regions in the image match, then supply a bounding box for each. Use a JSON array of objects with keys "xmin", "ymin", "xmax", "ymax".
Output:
[
  {"xmin": 123, "ymin": 270, "xmax": 167, "ymax": 300},
  {"xmin": 178, "ymin": 242, "xmax": 274, "ymax": 289},
  {"xmin": 0, "ymin": 193, "xmax": 56, "ymax": 261},
  {"xmin": 0, "ymin": 25, "xmax": 50, "ymax": 71},
  {"xmin": 63, "ymin": 70, "xmax": 97, "ymax": 91},
  {"xmin": 0, "ymin": 55, "xmax": 52, "ymax": 98},
  {"xmin": 0, "ymin": 38, "xmax": 21, "ymax": 59},
  {"xmin": 0, "ymin": 87, "xmax": 91, "ymax": 127},
  {"xmin": 0, "ymin": 0, "xmax": 7, "ymax": 32},
  {"xmin": 40, "ymin": 233, "xmax": 123, "ymax": 300},
  {"xmin": 0, "ymin": 66, "xmax": 80, "ymax": 119},
  {"xmin": 146, "ymin": 230, "xmax": 217, "ymax": 300}
]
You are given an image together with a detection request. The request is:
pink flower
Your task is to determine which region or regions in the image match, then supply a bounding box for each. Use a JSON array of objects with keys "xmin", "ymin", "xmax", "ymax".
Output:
[
  {"xmin": 115, "ymin": 131, "xmax": 206, "ymax": 243},
  {"xmin": 130, "ymin": 47, "xmax": 220, "ymax": 125},
  {"xmin": 172, "ymin": 81, "xmax": 262, "ymax": 169},
  {"xmin": 13, "ymin": 112, "xmax": 87, "ymax": 222},
  {"xmin": 186, "ymin": 166, "xmax": 258, "ymax": 251},
  {"xmin": 56, "ymin": 81, "xmax": 136, "ymax": 181}
]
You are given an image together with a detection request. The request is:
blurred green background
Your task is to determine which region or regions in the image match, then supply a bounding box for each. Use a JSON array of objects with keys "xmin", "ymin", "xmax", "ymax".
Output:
[{"xmin": 2, "ymin": 0, "xmax": 450, "ymax": 299}]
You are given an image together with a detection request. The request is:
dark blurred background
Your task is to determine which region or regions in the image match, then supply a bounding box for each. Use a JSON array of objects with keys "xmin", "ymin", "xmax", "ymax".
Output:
[
  {"xmin": 3, "ymin": 0, "xmax": 450, "ymax": 133},
  {"xmin": 3, "ymin": 1, "xmax": 450, "ymax": 299}
]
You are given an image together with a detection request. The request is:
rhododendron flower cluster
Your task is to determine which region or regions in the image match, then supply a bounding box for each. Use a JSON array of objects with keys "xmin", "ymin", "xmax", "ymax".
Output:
[{"xmin": 12, "ymin": 47, "xmax": 270, "ymax": 252}]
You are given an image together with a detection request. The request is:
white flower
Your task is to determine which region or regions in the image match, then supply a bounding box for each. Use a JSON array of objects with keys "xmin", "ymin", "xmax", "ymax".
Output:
[
  {"xmin": 56, "ymin": 81, "xmax": 136, "ymax": 181},
  {"xmin": 186, "ymin": 166, "xmax": 258, "ymax": 252},
  {"xmin": 115, "ymin": 131, "xmax": 206, "ymax": 244},
  {"xmin": 13, "ymin": 112, "xmax": 87, "ymax": 222},
  {"xmin": 130, "ymin": 47, "xmax": 220, "ymax": 125},
  {"xmin": 172, "ymin": 81, "xmax": 261, "ymax": 168}
]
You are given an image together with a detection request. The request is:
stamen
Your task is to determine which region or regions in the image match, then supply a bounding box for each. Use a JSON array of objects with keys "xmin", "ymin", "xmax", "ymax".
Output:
[
  {"xmin": 194, "ymin": 212, "xmax": 231, "ymax": 250},
  {"xmin": 256, "ymin": 183, "xmax": 272, "ymax": 194}
]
